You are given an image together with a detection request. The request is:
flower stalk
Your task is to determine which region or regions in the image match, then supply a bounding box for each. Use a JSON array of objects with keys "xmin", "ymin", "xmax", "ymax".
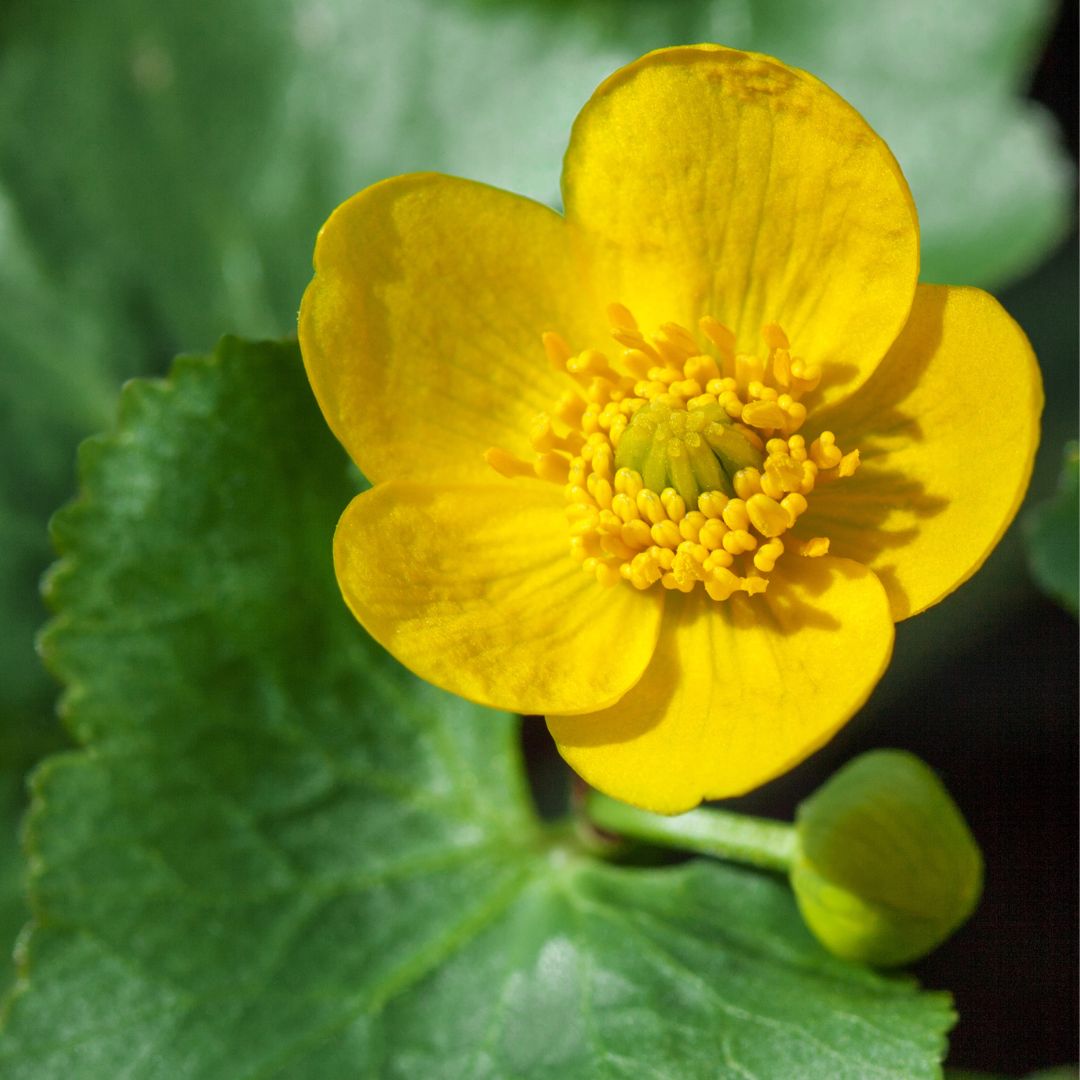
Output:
[{"xmin": 585, "ymin": 789, "xmax": 797, "ymax": 873}]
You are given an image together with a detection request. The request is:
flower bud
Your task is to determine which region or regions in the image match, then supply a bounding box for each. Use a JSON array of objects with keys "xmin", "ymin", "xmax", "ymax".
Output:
[{"xmin": 791, "ymin": 750, "xmax": 983, "ymax": 967}]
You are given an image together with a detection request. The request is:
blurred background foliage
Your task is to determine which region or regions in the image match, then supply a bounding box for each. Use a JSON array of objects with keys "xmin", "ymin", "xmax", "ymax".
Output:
[{"xmin": 0, "ymin": 0, "xmax": 1075, "ymax": 1072}]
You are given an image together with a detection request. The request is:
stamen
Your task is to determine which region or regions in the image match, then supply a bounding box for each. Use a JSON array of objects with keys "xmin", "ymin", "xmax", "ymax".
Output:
[{"xmin": 485, "ymin": 306, "xmax": 861, "ymax": 601}]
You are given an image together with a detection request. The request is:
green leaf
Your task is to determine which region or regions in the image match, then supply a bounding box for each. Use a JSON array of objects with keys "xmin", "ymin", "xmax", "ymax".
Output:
[
  {"xmin": 1024, "ymin": 440, "xmax": 1079, "ymax": 615},
  {"xmin": 0, "ymin": 340, "xmax": 953, "ymax": 1077}
]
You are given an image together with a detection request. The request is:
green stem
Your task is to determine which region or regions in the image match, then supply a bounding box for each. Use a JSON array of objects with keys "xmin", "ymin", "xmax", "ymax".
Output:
[{"xmin": 585, "ymin": 790, "xmax": 797, "ymax": 874}]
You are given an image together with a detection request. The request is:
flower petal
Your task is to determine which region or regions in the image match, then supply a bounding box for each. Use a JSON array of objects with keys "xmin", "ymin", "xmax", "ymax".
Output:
[
  {"xmin": 562, "ymin": 45, "xmax": 918, "ymax": 409},
  {"xmin": 548, "ymin": 556, "xmax": 893, "ymax": 813},
  {"xmin": 300, "ymin": 173, "xmax": 600, "ymax": 485},
  {"xmin": 334, "ymin": 479, "xmax": 663, "ymax": 715},
  {"xmin": 801, "ymin": 285, "xmax": 1043, "ymax": 620}
]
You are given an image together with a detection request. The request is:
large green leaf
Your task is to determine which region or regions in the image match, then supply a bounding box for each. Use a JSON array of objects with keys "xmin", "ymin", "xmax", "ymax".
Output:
[{"xmin": 0, "ymin": 340, "xmax": 953, "ymax": 1077}]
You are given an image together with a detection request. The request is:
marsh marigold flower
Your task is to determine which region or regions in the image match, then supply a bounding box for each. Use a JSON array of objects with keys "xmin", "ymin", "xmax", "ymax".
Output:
[{"xmin": 299, "ymin": 45, "xmax": 1041, "ymax": 813}]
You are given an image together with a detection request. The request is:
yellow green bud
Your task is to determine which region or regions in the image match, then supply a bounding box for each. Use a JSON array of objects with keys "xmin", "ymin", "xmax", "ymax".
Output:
[{"xmin": 791, "ymin": 750, "xmax": 983, "ymax": 967}]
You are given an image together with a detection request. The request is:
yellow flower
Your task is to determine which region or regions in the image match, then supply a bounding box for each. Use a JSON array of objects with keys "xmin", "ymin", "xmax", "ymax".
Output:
[{"xmin": 299, "ymin": 45, "xmax": 1041, "ymax": 813}]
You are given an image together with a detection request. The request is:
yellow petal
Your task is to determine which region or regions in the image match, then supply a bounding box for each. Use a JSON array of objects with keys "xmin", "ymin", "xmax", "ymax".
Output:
[
  {"xmin": 300, "ymin": 173, "xmax": 600, "ymax": 485},
  {"xmin": 548, "ymin": 557, "xmax": 893, "ymax": 813},
  {"xmin": 562, "ymin": 45, "xmax": 918, "ymax": 410},
  {"xmin": 334, "ymin": 479, "xmax": 663, "ymax": 715},
  {"xmin": 801, "ymin": 285, "xmax": 1043, "ymax": 620}
]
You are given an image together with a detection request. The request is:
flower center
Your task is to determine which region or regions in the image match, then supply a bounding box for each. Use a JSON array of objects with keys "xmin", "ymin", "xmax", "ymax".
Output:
[
  {"xmin": 485, "ymin": 305, "xmax": 860, "ymax": 600},
  {"xmin": 612, "ymin": 398, "xmax": 763, "ymax": 503}
]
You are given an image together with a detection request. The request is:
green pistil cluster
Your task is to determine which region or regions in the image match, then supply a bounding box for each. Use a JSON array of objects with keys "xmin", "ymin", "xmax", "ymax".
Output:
[{"xmin": 614, "ymin": 400, "xmax": 764, "ymax": 505}]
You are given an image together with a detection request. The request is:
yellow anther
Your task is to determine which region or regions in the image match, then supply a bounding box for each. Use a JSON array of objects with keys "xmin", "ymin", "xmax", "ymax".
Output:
[
  {"xmin": 614, "ymin": 467, "xmax": 644, "ymax": 496},
  {"xmin": 637, "ymin": 488, "xmax": 666, "ymax": 524},
  {"xmin": 677, "ymin": 540, "xmax": 710, "ymax": 565},
  {"xmin": 542, "ymin": 331, "xmax": 572, "ymax": 371},
  {"xmin": 699, "ymin": 316, "xmax": 736, "ymax": 362},
  {"xmin": 608, "ymin": 302, "xmax": 638, "ymax": 330},
  {"xmin": 742, "ymin": 575, "xmax": 769, "ymax": 596},
  {"xmin": 698, "ymin": 518, "xmax": 729, "ymax": 550},
  {"xmin": 483, "ymin": 447, "xmax": 535, "ymax": 479},
  {"xmin": 721, "ymin": 498, "xmax": 750, "ymax": 532},
  {"xmin": 763, "ymin": 323, "xmax": 790, "ymax": 351},
  {"xmin": 660, "ymin": 321, "xmax": 700, "ymax": 354},
  {"xmin": 719, "ymin": 390, "xmax": 744, "ymax": 418},
  {"xmin": 747, "ymin": 493, "xmax": 790, "ymax": 538},
  {"xmin": 703, "ymin": 548, "xmax": 734, "ymax": 571},
  {"xmin": 678, "ymin": 511, "xmax": 705, "ymax": 542},
  {"xmin": 635, "ymin": 379, "xmax": 668, "ymax": 400},
  {"xmin": 535, "ymin": 452, "xmax": 570, "ymax": 484},
  {"xmin": 734, "ymin": 468, "xmax": 763, "ymax": 499},
  {"xmin": 592, "ymin": 558, "xmax": 623, "ymax": 587},
  {"xmin": 567, "ymin": 514, "xmax": 598, "ymax": 538},
  {"xmin": 764, "ymin": 453, "xmax": 804, "ymax": 493},
  {"xmin": 585, "ymin": 376, "xmax": 616, "ymax": 404},
  {"xmin": 586, "ymin": 473, "xmax": 613, "ymax": 510},
  {"xmin": 609, "ymin": 413, "xmax": 629, "ymax": 446},
  {"xmin": 754, "ymin": 538, "xmax": 784, "ymax": 573},
  {"xmin": 650, "ymin": 520, "xmax": 682, "ymax": 549},
  {"xmin": 621, "ymin": 519, "xmax": 652, "ymax": 549},
  {"xmin": 600, "ymin": 534, "xmax": 636, "ymax": 561},
  {"xmin": 553, "ymin": 390, "xmax": 586, "ymax": 427},
  {"xmin": 568, "ymin": 349, "xmax": 613, "ymax": 379},
  {"xmin": 567, "ymin": 457, "xmax": 588, "ymax": 487},
  {"xmin": 620, "ymin": 348, "xmax": 653, "ymax": 378},
  {"xmin": 772, "ymin": 350, "xmax": 792, "ymax": 389},
  {"xmin": 782, "ymin": 401, "xmax": 807, "ymax": 432},
  {"xmin": 611, "ymin": 492, "xmax": 639, "ymax": 522},
  {"xmin": 685, "ymin": 354, "xmax": 721, "ymax": 383},
  {"xmin": 742, "ymin": 400, "xmax": 787, "ymax": 430},
  {"xmin": 811, "ymin": 432, "xmax": 843, "ymax": 469},
  {"xmin": 781, "ymin": 492, "xmax": 809, "ymax": 525},
  {"xmin": 528, "ymin": 414, "xmax": 558, "ymax": 453},
  {"xmin": 570, "ymin": 535, "xmax": 600, "ymax": 562},
  {"xmin": 596, "ymin": 509, "xmax": 621, "ymax": 533},
  {"xmin": 790, "ymin": 359, "xmax": 822, "ymax": 392},
  {"xmin": 612, "ymin": 329, "xmax": 661, "ymax": 361},
  {"xmin": 670, "ymin": 553, "xmax": 706, "ymax": 588},
  {"xmin": 838, "ymin": 449, "xmax": 861, "ymax": 477},
  {"xmin": 798, "ymin": 537, "xmax": 831, "ymax": 558},
  {"xmin": 649, "ymin": 546, "xmax": 676, "ymax": 570},
  {"xmin": 736, "ymin": 352, "xmax": 765, "ymax": 386},
  {"xmin": 698, "ymin": 491, "xmax": 729, "ymax": 518},
  {"xmin": 660, "ymin": 487, "xmax": 686, "ymax": 523},
  {"xmin": 661, "ymin": 571, "xmax": 696, "ymax": 593},
  {"xmin": 722, "ymin": 529, "xmax": 757, "ymax": 555},
  {"xmin": 567, "ymin": 484, "xmax": 593, "ymax": 506},
  {"xmin": 670, "ymin": 378, "xmax": 703, "ymax": 399},
  {"xmin": 760, "ymin": 471, "xmax": 784, "ymax": 501},
  {"xmin": 736, "ymin": 423, "xmax": 765, "ymax": 452},
  {"xmin": 705, "ymin": 567, "xmax": 739, "ymax": 601},
  {"xmin": 591, "ymin": 442, "xmax": 614, "ymax": 480},
  {"xmin": 628, "ymin": 552, "xmax": 663, "ymax": 589}
]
